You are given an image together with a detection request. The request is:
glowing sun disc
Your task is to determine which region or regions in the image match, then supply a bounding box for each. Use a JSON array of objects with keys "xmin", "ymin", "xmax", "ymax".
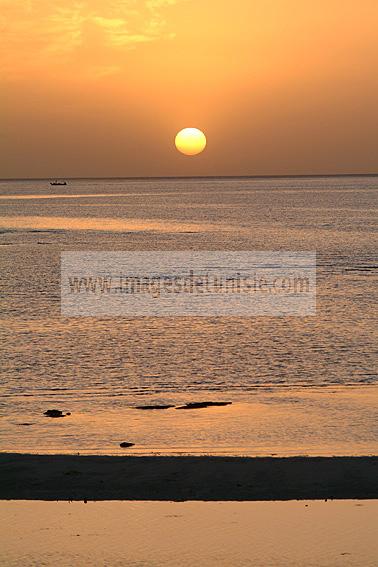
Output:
[{"xmin": 175, "ymin": 128, "xmax": 207, "ymax": 156}]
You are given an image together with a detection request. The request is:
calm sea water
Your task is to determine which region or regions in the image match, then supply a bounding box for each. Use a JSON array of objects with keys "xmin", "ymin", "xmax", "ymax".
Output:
[{"xmin": 0, "ymin": 176, "xmax": 377, "ymax": 455}]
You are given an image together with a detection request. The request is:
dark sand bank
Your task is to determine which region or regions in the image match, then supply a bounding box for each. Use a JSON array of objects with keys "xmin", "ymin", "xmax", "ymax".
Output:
[{"xmin": 1, "ymin": 454, "xmax": 377, "ymax": 501}]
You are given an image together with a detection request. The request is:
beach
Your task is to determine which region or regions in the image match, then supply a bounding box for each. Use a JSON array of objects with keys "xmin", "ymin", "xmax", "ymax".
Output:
[
  {"xmin": 1, "ymin": 499, "xmax": 377, "ymax": 567},
  {"xmin": 1, "ymin": 453, "xmax": 377, "ymax": 501}
]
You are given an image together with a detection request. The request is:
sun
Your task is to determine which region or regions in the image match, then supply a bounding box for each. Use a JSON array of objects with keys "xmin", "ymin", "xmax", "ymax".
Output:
[{"xmin": 175, "ymin": 128, "xmax": 207, "ymax": 156}]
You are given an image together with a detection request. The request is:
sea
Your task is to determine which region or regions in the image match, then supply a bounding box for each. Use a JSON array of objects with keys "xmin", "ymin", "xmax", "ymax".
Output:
[{"xmin": 0, "ymin": 176, "xmax": 377, "ymax": 455}]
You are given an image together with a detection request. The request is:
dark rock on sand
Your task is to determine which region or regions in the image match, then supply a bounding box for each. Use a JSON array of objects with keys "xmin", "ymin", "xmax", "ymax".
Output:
[
  {"xmin": 120, "ymin": 442, "xmax": 135, "ymax": 448},
  {"xmin": 135, "ymin": 405, "xmax": 174, "ymax": 410},
  {"xmin": 17, "ymin": 423, "xmax": 34, "ymax": 426},
  {"xmin": 176, "ymin": 402, "xmax": 232, "ymax": 410},
  {"xmin": 44, "ymin": 409, "xmax": 67, "ymax": 418}
]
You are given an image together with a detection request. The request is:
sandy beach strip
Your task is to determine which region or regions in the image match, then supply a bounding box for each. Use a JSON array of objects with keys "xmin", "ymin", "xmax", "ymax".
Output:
[{"xmin": 0, "ymin": 454, "xmax": 377, "ymax": 501}]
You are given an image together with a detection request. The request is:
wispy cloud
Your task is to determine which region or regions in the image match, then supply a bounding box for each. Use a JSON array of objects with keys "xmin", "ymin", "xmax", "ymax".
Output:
[{"xmin": 0, "ymin": 0, "xmax": 182, "ymax": 77}]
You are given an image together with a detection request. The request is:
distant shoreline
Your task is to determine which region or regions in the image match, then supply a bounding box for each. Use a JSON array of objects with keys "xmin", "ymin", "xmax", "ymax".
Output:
[
  {"xmin": 0, "ymin": 173, "xmax": 377, "ymax": 182},
  {"xmin": 1, "ymin": 454, "xmax": 377, "ymax": 502}
]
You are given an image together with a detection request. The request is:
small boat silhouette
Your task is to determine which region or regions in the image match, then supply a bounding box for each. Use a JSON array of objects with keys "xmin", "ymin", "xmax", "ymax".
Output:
[{"xmin": 50, "ymin": 180, "xmax": 67, "ymax": 186}]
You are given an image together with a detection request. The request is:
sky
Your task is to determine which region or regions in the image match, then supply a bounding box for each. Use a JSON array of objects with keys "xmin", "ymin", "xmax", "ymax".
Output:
[{"xmin": 1, "ymin": 0, "xmax": 377, "ymax": 178}]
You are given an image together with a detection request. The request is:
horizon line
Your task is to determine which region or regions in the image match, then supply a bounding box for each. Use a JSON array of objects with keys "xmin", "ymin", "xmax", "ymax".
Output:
[{"xmin": 1, "ymin": 172, "xmax": 378, "ymax": 182}]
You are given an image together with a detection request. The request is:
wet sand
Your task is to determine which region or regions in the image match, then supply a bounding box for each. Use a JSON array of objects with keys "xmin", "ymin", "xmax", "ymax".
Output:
[{"xmin": 0, "ymin": 453, "xmax": 377, "ymax": 501}]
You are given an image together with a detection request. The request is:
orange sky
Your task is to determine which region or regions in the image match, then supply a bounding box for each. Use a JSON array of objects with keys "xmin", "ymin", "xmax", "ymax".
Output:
[{"xmin": 1, "ymin": 0, "xmax": 377, "ymax": 178}]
